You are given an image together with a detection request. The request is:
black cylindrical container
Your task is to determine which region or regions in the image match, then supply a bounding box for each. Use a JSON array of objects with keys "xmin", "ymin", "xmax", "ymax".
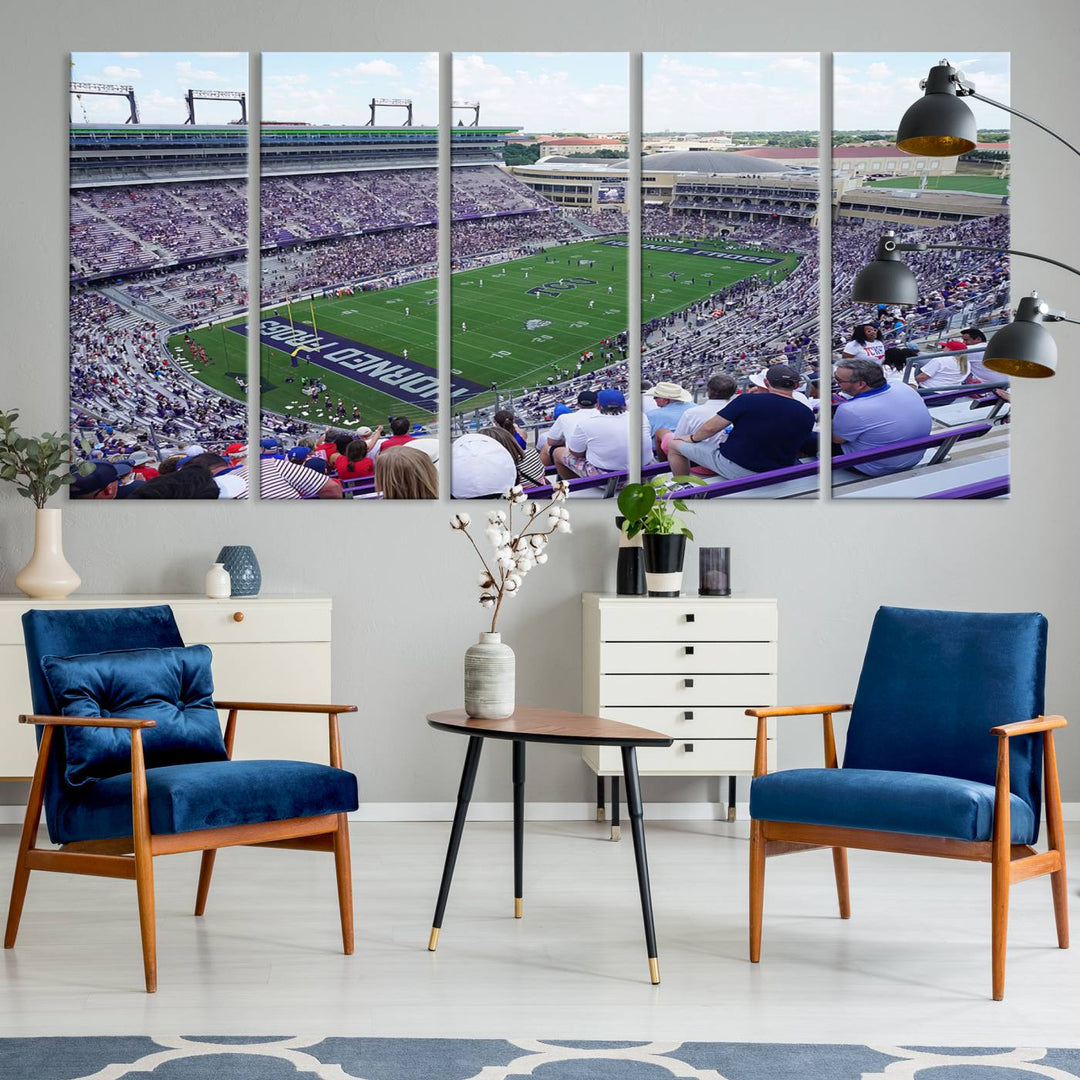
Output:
[
  {"xmin": 642, "ymin": 534, "xmax": 687, "ymax": 597},
  {"xmin": 699, "ymin": 546, "xmax": 731, "ymax": 596},
  {"xmin": 615, "ymin": 515, "xmax": 646, "ymax": 596}
]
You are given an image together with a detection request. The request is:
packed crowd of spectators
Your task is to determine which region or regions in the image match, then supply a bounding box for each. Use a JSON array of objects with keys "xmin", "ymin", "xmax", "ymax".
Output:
[{"xmin": 70, "ymin": 286, "xmax": 248, "ymax": 466}]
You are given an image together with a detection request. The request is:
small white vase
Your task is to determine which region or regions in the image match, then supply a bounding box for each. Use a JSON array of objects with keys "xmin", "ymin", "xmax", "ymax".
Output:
[
  {"xmin": 15, "ymin": 508, "xmax": 81, "ymax": 600},
  {"xmin": 204, "ymin": 562, "xmax": 231, "ymax": 599},
  {"xmin": 464, "ymin": 631, "xmax": 515, "ymax": 719}
]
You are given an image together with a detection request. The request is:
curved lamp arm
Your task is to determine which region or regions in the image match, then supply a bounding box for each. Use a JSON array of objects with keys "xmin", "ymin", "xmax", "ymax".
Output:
[
  {"xmin": 892, "ymin": 240, "xmax": 1080, "ymax": 280},
  {"xmin": 968, "ymin": 92, "xmax": 1080, "ymax": 161}
]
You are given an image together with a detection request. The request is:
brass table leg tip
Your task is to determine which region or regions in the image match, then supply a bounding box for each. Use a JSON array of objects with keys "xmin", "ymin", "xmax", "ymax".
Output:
[
  {"xmin": 514, "ymin": 898, "xmax": 523, "ymax": 919},
  {"xmin": 648, "ymin": 957, "xmax": 660, "ymax": 984},
  {"xmin": 428, "ymin": 927, "xmax": 440, "ymax": 951},
  {"xmin": 596, "ymin": 808, "xmax": 605, "ymax": 822},
  {"xmin": 610, "ymin": 826, "xmax": 621, "ymax": 842}
]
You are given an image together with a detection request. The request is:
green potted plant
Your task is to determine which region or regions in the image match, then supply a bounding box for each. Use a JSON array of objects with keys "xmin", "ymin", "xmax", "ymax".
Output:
[
  {"xmin": 0, "ymin": 409, "xmax": 86, "ymax": 599},
  {"xmin": 617, "ymin": 475, "xmax": 706, "ymax": 596}
]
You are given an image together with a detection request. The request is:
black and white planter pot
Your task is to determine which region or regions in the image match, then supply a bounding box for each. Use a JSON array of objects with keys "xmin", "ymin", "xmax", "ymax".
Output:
[{"xmin": 642, "ymin": 534, "xmax": 687, "ymax": 597}]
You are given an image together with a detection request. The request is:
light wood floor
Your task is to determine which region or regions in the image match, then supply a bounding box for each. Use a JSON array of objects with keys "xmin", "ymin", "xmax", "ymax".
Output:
[{"xmin": 1, "ymin": 820, "xmax": 1077, "ymax": 1045}]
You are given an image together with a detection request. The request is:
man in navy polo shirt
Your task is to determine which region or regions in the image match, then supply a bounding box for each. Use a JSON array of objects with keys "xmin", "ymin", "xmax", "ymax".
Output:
[
  {"xmin": 668, "ymin": 364, "xmax": 814, "ymax": 479},
  {"xmin": 832, "ymin": 357, "xmax": 932, "ymax": 476}
]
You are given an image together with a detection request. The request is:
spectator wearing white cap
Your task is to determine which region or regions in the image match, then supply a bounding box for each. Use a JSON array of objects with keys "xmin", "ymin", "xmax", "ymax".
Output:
[
  {"xmin": 646, "ymin": 381, "xmax": 694, "ymax": 437},
  {"xmin": 452, "ymin": 432, "xmax": 517, "ymax": 499}
]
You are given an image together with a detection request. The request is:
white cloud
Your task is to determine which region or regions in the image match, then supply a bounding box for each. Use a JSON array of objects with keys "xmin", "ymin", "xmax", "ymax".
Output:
[
  {"xmin": 335, "ymin": 58, "xmax": 402, "ymax": 79},
  {"xmin": 866, "ymin": 62, "xmax": 891, "ymax": 80},
  {"xmin": 102, "ymin": 65, "xmax": 141, "ymax": 80},
  {"xmin": 175, "ymin": 60, "xmax": 225, "ymax": 83},
  {"xmin": 453, "ymin": 54, "xmax": 627, "ymax": 130}
]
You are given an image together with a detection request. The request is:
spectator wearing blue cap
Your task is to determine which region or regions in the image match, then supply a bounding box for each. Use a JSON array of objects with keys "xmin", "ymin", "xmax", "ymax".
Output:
[
  {"xmin": 555, "ymin": 388, "xmax": 653, "ymax": 479},
  {"xmin": 69, "ymin": 461, "xmax": 132, "ymax": 500},
  {"xmin": 538, "ymin": 390, "xmax": 599, "ymax": 467}
]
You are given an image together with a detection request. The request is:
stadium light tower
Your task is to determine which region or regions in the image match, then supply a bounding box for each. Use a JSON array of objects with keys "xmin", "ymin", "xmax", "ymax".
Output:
[
  {"xmin": 184, "ymin": 88, "xmax": 247, "ymax": 125},
  {"xmin": 367, "ymin": 98, "xmax": 413, "ymax": 126},
  {"xmin": 852, "ymin": 232, "xmax": 1080, "ymax": 378},
  {"xmin": 70, "ymin": 82, "xmax": 139, "ymax": 124},
  {"xmin": 897, "ymin": 59, "xmax": 1079, "ymax": 160},
  {"xmin": 452, "ymin": 101, "xmax": 481, "ymax": 127}
]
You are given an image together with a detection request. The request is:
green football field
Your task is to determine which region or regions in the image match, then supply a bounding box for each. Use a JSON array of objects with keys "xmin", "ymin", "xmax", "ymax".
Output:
[
  {"xmin": 167, "ymin": 236, "xmax": 801, "ymax": 427},
  {"xmin": 865, "ymin": 174, "xmax": 1009, "ymax": 195}
]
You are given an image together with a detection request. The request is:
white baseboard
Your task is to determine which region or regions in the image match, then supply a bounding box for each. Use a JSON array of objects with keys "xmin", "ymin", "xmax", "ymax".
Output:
[
  {"xmin": 349, "ymin": 801, "xmax": 748, "ymax": 822},
  {"xmin": 3, "ymin": 802, "xmax": 1080, "ymax": 826}
]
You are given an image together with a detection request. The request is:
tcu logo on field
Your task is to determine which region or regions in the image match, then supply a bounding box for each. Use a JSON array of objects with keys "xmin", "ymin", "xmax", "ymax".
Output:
[{"xmin": 525, "ymin": 319, "xmax": 552, "ymax": 330}]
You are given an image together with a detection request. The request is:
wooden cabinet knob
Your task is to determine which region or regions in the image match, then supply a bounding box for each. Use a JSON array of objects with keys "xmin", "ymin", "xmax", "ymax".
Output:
[{"xmin": 233, "ymin": 611, "xmax": 244, "ymax": 622}]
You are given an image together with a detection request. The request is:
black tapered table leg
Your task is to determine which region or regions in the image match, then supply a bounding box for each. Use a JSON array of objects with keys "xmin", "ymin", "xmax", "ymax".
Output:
[
  {"xmin": 596, "ymin": 775, "xmax": 606, "ymax": 822},
  {"xmin": 727, "ymin": 775, "xmax": 737, "ymax": 822},
  {"xmin": 513, "ymin": 740, "xmax": 525, "ymax": 919},
  {"xmin": 429, "ymin": 735, "xmax": 484, "ymax": 950},
  {"xmin": 610, "ymin": 775, "xmax": 621, "ymax": 841},
  {"xmin": 621, "ymin": 745, "xmax": 660, "ymax": 984}
]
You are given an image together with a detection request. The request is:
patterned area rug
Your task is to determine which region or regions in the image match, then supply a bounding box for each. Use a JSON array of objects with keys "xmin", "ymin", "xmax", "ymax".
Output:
[{"xmin": 3, "ymin": 1038, "xmax": 1080, "ymax": 1079}]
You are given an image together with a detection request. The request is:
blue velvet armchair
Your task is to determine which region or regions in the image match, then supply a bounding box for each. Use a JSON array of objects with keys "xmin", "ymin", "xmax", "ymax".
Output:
[
  {"xmin": 747, "ymin": 606, "xmax": 1068, "ymax": 1000},
  {"xmin": 4, "ymin": 605, "xmax": 360, "ymax": 992}
]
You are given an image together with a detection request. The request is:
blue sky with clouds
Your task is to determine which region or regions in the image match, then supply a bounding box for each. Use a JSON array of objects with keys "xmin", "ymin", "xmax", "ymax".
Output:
[
  {"xmin": 835, "ymin": 53, "xmax": 1010, "ymax": 131},
  {"xmin": 263, "ymin": 54, "xmax": 438, "ymax": 126},
  {"xmin": 453, "ymin": 53, "xmax": 628, "ymax": 132},
  {"xmin": 71, "ymin": 53, "xmax": 248, "ymax": 124},
  {"xmin": 644, "ymin": 53, "xmax": 819, "ymax": 132}
]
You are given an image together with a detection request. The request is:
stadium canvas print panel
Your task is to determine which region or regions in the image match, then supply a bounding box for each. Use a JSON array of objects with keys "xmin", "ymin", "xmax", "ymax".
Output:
[
  {"xmin": 831, "ymin": 53, "xmax": 1011, "ymax": 499},
  {"xmin": 70, "ymin": 52, "xmax": 250, "ymax": 500},
  {"xmin": 449, "ymin": 52, "xmax": 631, "ymax": 500},
  {"xmin": 258, "ymin": 52, "xmax": 439, "ymax": 500},
  {"xmin": 642, "ymin": 53, "xmax": 822, "ymax": 500}
]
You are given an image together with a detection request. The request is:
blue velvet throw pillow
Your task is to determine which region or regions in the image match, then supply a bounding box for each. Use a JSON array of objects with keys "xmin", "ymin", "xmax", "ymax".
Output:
[{"xmin": 41, "ymin": 645, "xmax": 228, "ymax": 787}]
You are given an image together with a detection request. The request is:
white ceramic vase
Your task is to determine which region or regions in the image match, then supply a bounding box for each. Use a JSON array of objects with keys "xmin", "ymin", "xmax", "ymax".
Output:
[
  {"xmin": 204, "ymin": 562, "xmax": 231, "ymax": 599},
  {"xmin": 464, "ymin": 631, "xmax": 515, "ymax": 719},
  {"xmin": 15, "ymin": 508, "xmax": 81, "ymax": 600}
]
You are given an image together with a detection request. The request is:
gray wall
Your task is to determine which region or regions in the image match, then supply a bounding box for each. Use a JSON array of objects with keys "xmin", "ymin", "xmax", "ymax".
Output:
[{"xmin": 2, "ymin": 1, "xmax": 1079, "ymax": 806}]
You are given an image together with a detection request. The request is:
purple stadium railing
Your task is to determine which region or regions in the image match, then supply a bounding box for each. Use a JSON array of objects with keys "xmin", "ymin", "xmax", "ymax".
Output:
[
  {"xmin": 660, "ymin": 422, "xmax": 993, "ymax": 500},
  {"xmin": 920, "ymin": 476, "xmax": 1010, "ymax": 499}
]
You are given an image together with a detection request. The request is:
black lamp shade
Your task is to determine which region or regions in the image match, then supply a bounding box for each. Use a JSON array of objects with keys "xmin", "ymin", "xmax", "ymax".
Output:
[
  {"xmin": 896, "ymin": 63, "xmax": 978, "ymax": 157},
  {"xmin": 982, "ymin": 295, "xmax": 1058, "ymax": 378},
  {"xmin": 851, "ymin": 235, "xmax": 919, "ymax": 305},
  {"xmin": 983, "ymin": 323, "xmax": 1058, "ymax": 378},
  {"xmin": 851, "ymin": 258, "xmax": 919, "ymax": 305}
]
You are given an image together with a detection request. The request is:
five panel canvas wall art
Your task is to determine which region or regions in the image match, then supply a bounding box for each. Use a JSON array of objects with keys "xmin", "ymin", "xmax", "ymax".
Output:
[{"xmin": 67, "ymin": 51, "xmax": 1015, "ymax": 501}]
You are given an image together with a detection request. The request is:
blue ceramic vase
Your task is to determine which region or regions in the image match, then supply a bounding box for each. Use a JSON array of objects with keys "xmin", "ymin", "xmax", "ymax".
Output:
[{"xmin": 216, "ymin": 545, "xmax": 261, "ymax": 597}]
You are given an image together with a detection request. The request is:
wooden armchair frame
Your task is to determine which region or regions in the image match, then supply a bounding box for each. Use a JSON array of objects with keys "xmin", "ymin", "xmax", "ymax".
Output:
[
  {"xmin": 747, "ymin": 703, "xmax": 1069, "ymax": 1000},
  {"xmin": 4, "ymin": 700, "xmax": 358, "ymax": 993}
]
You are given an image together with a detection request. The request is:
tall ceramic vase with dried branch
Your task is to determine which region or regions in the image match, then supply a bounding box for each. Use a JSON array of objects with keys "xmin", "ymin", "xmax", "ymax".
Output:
[{"xmin": 451, "ymin": 481, "xmax": 572, "ymax": 719}]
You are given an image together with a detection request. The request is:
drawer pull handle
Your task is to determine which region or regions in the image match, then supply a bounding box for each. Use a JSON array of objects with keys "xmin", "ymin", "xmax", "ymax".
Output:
[
  {"xmin": 233, "ymin": 611, "xmax": 245, "ymax": 623},
  {"xmin": 684, "ymin": 645, "xmax": 695, "ymax": 656},
  {"xmin": 684, "ymin": 710, "xmax": 694, "ymax": 721},
  {"xmin": 685, "ymin": 613, "xmax": 695, "ymax": 623},
  {"xmin": 684, "ymin": 678, "xmax": 695, "ymax": 689},
  {"xmin": 684, "ymin": 743, "xmax": 694, "ymax": 753}
]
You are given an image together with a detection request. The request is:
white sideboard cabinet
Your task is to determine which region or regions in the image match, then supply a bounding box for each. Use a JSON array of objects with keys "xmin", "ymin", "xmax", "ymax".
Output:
[
  {"xmin": 0, "ymin": 594, "xmax": 334, "ymax": 780},
  {"xmin": 582, "ymin": 592, "xmax": 778, "ymax": 835}
]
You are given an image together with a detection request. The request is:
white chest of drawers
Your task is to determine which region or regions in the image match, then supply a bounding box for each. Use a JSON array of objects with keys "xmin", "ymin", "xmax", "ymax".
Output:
[
  {"xmin": 582, "ymin": 593, "xmax": 778, "ymax": 819},
  {"xmin": 0, "ymin": 594, "xmax": 333, "ymax": 780}
]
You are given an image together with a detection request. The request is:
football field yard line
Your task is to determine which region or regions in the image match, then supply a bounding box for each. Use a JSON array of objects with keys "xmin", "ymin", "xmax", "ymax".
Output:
[{"xmin": 171, "ymin": 235, "xmax": 804, "ymax": 425}]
